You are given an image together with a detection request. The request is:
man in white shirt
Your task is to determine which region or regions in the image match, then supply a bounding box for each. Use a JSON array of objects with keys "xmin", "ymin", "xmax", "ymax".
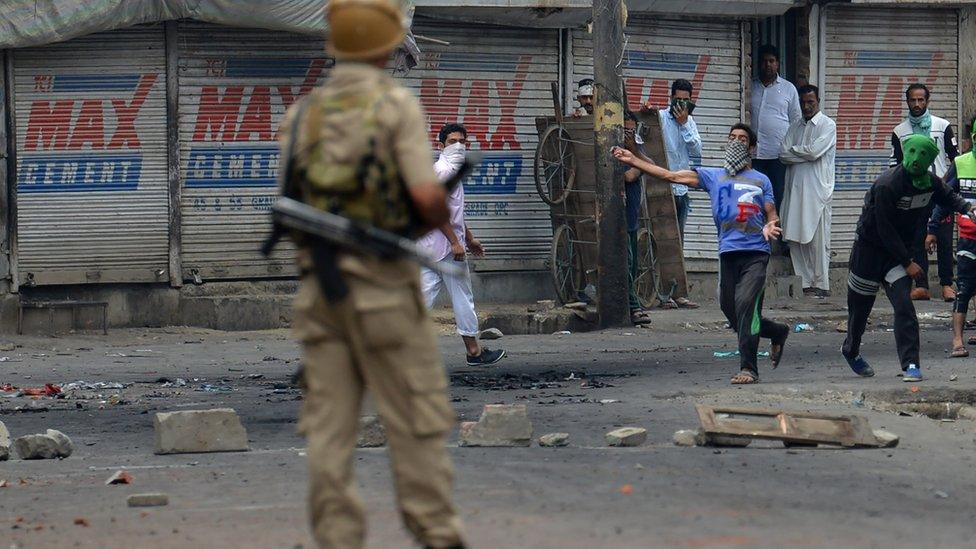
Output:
[
  {"xmin": 779, "ymin": 84, "xmax": 836, "ymax": 297},
  {"xmin": 751, "ymin": 44, "xmax": 802, "ymax": 213},
  {"xmin": 417, "ymin": 123, "xmax": 506, "ymax": 367}
]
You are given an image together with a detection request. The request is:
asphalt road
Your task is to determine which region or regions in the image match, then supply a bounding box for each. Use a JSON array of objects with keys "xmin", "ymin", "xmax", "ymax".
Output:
[{"xmin": 2, "ymin": 303, "xmax": 976, "ymax": 548}]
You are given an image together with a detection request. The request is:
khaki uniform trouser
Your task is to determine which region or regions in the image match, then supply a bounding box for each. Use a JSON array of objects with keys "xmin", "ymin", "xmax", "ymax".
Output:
[{"xmin": 293, "ymin": 253, "xmax": 464, "ymax": 549}]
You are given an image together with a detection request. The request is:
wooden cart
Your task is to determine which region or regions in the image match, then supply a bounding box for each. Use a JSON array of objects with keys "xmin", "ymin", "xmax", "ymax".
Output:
[{"xmin": 534, "ymin": 89, "xmax": 688, "ymax": 306}]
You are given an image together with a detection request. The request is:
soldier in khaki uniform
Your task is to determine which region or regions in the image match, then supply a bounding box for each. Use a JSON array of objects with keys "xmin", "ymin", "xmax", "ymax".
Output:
[{"xmin": 280, "ymin": 1, "xmax": 466, "ymax": 547}]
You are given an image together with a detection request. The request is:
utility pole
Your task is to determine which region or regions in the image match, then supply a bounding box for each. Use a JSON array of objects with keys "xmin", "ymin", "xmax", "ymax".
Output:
[{"xmin": 592, "ymin": 0, "xmax": 629, "ymax": 328}]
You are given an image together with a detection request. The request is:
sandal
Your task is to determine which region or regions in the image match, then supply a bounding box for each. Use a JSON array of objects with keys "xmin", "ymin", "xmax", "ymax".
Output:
[
  {"xmin": 731, "ymin": 370, "xmax": 759, "ymax": 384},
  {"xmin": 630, "ymin": 310, "xmax": 652, "ymax": 325},
  {"xmin": 658, "ymin": 299, "xmax": 678, "ymax": 310},
  {"xmin": 951, "ymin": 347, "xmax": 969, "ymax": 358},
  {"xmin": 675, "ymin": 297, "xmax": 700, "ymax": 309}
]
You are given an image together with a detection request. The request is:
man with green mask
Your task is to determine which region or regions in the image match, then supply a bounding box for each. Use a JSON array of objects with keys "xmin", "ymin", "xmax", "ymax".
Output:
[
  {"xmin": 843, "ymin": 134, "xmax": 976, "ymax": 383},
  {"xmin": 890, "ymin": 83, "xmax": 960, "ymax": 301},
  {"xmin": 927, "ymin": 116, "xmax": 976, "ymax": 358}
]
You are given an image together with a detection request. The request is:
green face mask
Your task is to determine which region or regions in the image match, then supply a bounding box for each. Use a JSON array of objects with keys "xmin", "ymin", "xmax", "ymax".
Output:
[{"xmin": 901, "ymin": 134, "xmax": 939, "ymax": 189}]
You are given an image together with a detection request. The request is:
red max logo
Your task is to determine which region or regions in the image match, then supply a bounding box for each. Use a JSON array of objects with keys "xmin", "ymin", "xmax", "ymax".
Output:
[{"xmin": 24, "ymin": 74, "xmax": 158, "ymax": 151}]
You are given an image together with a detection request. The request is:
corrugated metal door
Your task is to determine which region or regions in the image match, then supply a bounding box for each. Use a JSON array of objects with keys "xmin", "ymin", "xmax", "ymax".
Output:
[
  {"xmin": 402, "ymin": 20, "xmax": 560, "ymax": 270},
  {"xmin": 821, "ymin": 6, "xmax": 959, "ymax": 261},
  {"xmin": 177, "ymin": 22, "xmax": 330, "ymax": 281},
  {"xmin": 573, "ymin": 15, "xmax": 744, "ymax": 262},
  {"xmin": 14, "ymin": 26, "xmax": 169, "ymax": 285}
]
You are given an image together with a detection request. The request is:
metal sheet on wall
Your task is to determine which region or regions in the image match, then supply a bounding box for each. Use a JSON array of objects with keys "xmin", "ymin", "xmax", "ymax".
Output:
[
  {"xmin": 821, "ymin": 6, "xmax": 959, "ymax": 262},
  {"xmin": 573, "ymin": 15, "xmax": 745, "ymax": 261},
  {"xmin": 177, "ymin": 21, "xmax": 331, "ymax": 280},
  {"xmin": 13, "ymin": 25, "xmax": 169, "ymax": 285},
  {"xmin": 402, "ymin": 20, "xmax": 561, "ymax": 269}
]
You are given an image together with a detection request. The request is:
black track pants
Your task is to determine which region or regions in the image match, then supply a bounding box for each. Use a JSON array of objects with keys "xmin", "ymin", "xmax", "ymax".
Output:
[
  {"xmin": 843, "ymin": 241, "xmax": 920, "ymax": 370},
  {"xmin": 718, "ymin": 251, "xmax": 790, "ymax": 375}
]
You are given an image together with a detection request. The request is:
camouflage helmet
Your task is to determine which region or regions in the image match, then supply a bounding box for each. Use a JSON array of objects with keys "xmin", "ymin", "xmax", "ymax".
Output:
[{"xmin": 325, "ymin": 0, "xmax": 407, "ymax": 61}]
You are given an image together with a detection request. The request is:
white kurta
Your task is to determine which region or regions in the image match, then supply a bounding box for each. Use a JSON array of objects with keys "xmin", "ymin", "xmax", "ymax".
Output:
[{"xmin": 779, "ymin": 111, "xmax": 837, "ymax": 290}]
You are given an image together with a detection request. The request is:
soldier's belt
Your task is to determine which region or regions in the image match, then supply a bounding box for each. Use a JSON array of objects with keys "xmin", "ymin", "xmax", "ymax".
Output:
[{"xmin": 272, "ymin": 197, "xmax": 465, "ymax": 278}]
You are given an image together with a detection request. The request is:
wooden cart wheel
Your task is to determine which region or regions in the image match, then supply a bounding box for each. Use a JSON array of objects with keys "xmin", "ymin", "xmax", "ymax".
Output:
[
  {"xmin": 550, "ymin": 224, "xmax": 584, "ymax": 304},
  {"xmin": 634, "ymin": 226, "xmax": 661, "ymax": 307},
  {"xmin": 534, "ymin": 125, "xmax": 576, "ymax": 205}
]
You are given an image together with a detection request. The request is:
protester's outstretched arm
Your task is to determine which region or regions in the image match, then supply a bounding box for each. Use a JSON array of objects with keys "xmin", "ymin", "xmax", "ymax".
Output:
[{"xmin": 612, "ymin": 147, "xmax": 699, "ymax": 188}]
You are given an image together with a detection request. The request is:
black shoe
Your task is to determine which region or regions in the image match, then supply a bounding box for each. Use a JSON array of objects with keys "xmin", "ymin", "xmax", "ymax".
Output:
[{"xmin": 466, "ymin": 348, "xmax": 506, "ymax": 366}]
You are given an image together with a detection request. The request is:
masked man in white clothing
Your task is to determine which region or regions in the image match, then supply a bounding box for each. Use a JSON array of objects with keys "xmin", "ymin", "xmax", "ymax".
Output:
[
  {"xmin": 779, "ymin": 84, "xmax": 836, "ymax": 297},
  {"xmin": 418, "ymin": 123, "xmax": 506, "ymax": 366}
]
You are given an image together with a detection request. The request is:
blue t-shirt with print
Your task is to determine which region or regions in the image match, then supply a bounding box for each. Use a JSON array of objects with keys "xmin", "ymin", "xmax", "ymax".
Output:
[{"xmin": 694, "ymin": 167, "xmax": 774, "ymax": 255}]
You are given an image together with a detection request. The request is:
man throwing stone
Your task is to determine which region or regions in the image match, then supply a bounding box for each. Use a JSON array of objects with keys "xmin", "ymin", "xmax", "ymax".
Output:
[
  {"xmin": 613, "ymin": 124, "xmax": 789, "ymax": 384},
  {"xmin": 843, "ymin": 135, "xmax": 976, "ymax": 382}
]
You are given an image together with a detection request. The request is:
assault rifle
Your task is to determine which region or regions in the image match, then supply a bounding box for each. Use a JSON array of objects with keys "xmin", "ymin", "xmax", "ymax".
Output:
[{"xmin": 262, "ymin": 155, "xmax": 479, "ymax": 284}]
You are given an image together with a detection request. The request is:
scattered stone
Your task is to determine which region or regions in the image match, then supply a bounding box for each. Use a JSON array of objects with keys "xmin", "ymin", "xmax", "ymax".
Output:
[
  {"xmin": 934, "ymin": 490, "xmax": 949, "ymax": 499},
  {"xmin": 13, "ymin": 430, "xmax": 73, "ymax": 459},
  {"xmin": 105, "ymin": 470, "xmax": 133, "ymax": 485},
  {"xmin": 0, "ymin": 343, "xmax": 15, "ymax": 351},
  {"xmin": 357, "ymin": 416, "xmax": 386, "ymax": 448},
  {"xmin": 949, "ymin": 374, "xmax": 958, "ymax": 382},
  {"xmin": 127, "ymin": 493, "xmax": 169, "ymax": 507},
  {"xmin": 479, "ymin": 328, "xmax": 504, "ymax": 340},
  {"xmin": 672, "ymin": 429, "xmax": 705, "ymax": 447},
  {"xmin": 552, "ymin": 331, "xmax": 572, "ymax": 336},
  {"xmin": 0, "ymin": 420, "xmax": 9, "ymax": 461},
  {"xmin": 872, "ymin": 429, "xmax": 900, "ymax": 448},
  {"xmin": 606, "ymin": 427, "xmax": 647, "ymax": 447},
  {"xmin": 538, "ymin": 433, "xmax": 569, "ymax": 447},
  {"xmin": 835, "ymin": 321, "xmax": 848, "ymax": 333},
  {"xmin": 459, "ymin": 404, "xmax": 532, "ymax": 447},
  {"xmin": 153, "ymin": 408, "xmax": 249, "ymax": 455},
  {"xmin": 957, "ymin": 406, "xmax": 976, "ymax": 421},
  {"xmin": 73, "ymin": 518, "xmax": 90, "ymax": 527}
]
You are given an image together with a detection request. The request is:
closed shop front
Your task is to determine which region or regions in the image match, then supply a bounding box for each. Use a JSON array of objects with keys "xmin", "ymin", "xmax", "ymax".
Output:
[
  {"xmin": 572, "ymin": 15, "xmax": 746, "ymax": 264},
  {"xmin": 403, "ymin": 20, "xmax": 561, "ymax": 269},
  {"xmin": 13, "ymin": 26, "xmax": 169, "ymax": 285},
  {"xmin": 821, "ymin": 6, "xmax": 959, "ymax": 261},
  {"xmin": 177, "ymin": 22, "xmax": 330, "ymax": 281}
]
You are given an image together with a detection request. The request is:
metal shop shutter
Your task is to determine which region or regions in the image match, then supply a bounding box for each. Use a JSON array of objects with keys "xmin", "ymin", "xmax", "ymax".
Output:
[
  {"xmin": 821, "ymin": 6, "xmax": 959, "ymax": 262},
  {"xmin": 402, "ymin": 20, "xmax": 561, "ymax": 269},
  {"xmin": 14, "ymin": 26, "xmax": 169, "ymax": 285},
  {"xmin": 573, "ymin": 15, "xmax": 745, "ymax": 263},
  {"xmin": 177, "ymin": 22, "xmax": 330, "ymax": 281}
]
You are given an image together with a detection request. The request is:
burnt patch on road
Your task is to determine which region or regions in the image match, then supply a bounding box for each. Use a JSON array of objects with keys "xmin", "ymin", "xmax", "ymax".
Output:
[{"xmin": 450, "ymin": 370, "xmax": 636, "ymax": 391}]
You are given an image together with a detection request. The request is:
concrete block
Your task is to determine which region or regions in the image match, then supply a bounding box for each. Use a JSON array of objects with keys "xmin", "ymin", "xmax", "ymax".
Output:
[
  {"xmin": 154, "ymin": 408, "xmax": 248, "ymax": 455},
  {"xmin": 458, "ymin": 404, "xmax": 532, "ymax": 447},
  {"xmin": 538, "ymin": 432, "xmax": 570, "ymax": 447},
  {"xmin": 14, "ymin": 430, "xmax": 73, "ymax": 459},
  {"xmin": 357, "ymin": 416, "xmax": 386, "ymax": 448},
  {"xmin": 0, "ymin": 420, "xmax": 9, "ymax": 461},
  {"xmin": 127, "ymin": 493, "xmax": 169, "ymax": 507},
  {"xmin": 606, "ymin": 427, "xmax": 647, "ymax": 447},
  {"xmin": 873, "ymin": 429, "xmax": 900, "ymax": 448}
]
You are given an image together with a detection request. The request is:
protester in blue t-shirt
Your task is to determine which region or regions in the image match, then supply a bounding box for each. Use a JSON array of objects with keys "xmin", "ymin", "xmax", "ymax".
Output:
[{"xmin": 613, "ymin": 123, "xmax": 790, "ymax": 384}]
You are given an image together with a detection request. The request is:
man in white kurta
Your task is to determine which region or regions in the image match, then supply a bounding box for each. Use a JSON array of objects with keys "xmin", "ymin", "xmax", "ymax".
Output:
[{"xmin": 779, "ymin": 85, "xmax": 836, "ymax": 295}]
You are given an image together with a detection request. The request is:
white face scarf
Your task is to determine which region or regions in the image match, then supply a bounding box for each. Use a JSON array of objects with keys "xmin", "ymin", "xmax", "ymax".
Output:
[{"xmin": 440, "ymin": 142, "xmax": 466, "ymax": 168}]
